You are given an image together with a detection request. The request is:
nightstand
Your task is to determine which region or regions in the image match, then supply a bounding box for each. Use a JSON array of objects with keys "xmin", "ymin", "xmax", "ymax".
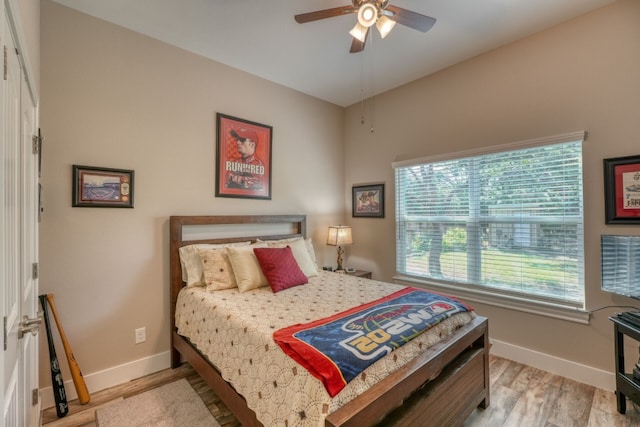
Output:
[{"xmin": 346, "ymin": 270, "xmax": 372, "ymax": 279}]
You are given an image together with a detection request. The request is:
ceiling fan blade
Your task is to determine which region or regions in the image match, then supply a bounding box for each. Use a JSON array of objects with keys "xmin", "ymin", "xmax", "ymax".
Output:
[
  {"xmin": 385, "ymin": 5, "xmax": 436, "ymax": 32},
  {"xmin": 349, "ymin": 28, "xmax": 369, "ymax": 53},
  {"xmin": 295, "ymin": 6, "xmax": 358, "ymax": 24}
]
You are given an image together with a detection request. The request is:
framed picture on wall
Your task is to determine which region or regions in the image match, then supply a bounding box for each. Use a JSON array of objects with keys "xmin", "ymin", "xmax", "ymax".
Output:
[
  {"xmin": 604, "ymin": 155, "xmax": 640, "ymax": 224},
  {"xmin": 72, "ymin": 165, "xmax": 134, "ymax": 208},
  {"xmin": 215, "ymin": 113, "xmax": 272, "ymax": 200},
  {"xmin": 352, "ymin": 183, "xmax": 384, "ymax": 218}
]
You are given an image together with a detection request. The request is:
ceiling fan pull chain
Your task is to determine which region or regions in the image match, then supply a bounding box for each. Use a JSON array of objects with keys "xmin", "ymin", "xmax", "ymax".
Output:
[
  {"xmin": 360, "ymin": 43, "xmax": 366, "ymax": 125},
  {"xmin": 369, "ymin": 36, "xmax": 375, "ymax": 133}
]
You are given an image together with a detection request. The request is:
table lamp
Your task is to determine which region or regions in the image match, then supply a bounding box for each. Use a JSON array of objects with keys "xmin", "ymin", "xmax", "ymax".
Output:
[{"xmin": 327, "ymin": 225, "xmax": 353, "ymax": 271}]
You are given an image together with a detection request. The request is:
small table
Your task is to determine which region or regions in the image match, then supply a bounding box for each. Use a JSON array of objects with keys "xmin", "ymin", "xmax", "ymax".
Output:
[
  {"xmin": 610, "ymin": 315, "xmax": 640, "ymax": 413},
  {"xmin": 345, "ymin": 269, "xmax": 372, "ymax": 279}
]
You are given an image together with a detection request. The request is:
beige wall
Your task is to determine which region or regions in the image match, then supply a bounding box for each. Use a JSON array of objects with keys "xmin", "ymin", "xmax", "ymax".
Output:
[
  {"xmin": 39, "ymin": 1, "xmax": 345, "ymax": 383},
  {"xmin": 40, "ymin": 0, "xmax": 640, "ymax": 391},
  {"xmin": 344, "ymin": 0, "xmax": 640, "ymax": 373}
]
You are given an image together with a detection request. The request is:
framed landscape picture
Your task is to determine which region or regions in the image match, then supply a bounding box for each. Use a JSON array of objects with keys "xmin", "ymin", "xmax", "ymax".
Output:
[
  {"xmin": 604, "ymin": 155, "xmax": 640, "ymax": 224},
  {"xmin": 215, "ymin": 113, "xmax": 272, "ymax": 200},
  {"xmin": 72, "ymin": 165, "xmax": 134, "ymax": 208},
  {"xmin": 352, "ymin": 183, "xmax": 384, "ymax": 218}
]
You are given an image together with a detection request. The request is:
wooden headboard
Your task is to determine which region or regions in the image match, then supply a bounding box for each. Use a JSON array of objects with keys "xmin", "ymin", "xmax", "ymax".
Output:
[{"xmin": 169, "ymin": 215, "xmax": 306, "ymax": 343}]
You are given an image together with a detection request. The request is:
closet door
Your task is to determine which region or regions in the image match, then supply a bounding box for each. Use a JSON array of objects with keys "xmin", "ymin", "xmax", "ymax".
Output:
[
  {"xmin": 2, "ymin": 4, "xmax": 40, "ymax": 425},
  {"xmin": 21, "ymin": 61, "xmax": 40, "ymax": 427},
  {"xmin": 2, "ymin": 9, "xmax": 25, "ymax": 425}
]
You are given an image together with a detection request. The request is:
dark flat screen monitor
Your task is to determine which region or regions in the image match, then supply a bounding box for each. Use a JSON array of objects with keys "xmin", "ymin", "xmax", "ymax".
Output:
[{"xmin": 601, "ymin": 235, "xmax": 640, "ymax": 300}]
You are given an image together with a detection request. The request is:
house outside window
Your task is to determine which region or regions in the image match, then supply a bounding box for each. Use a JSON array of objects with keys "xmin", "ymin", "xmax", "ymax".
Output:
[{"xmin": 393, "ymin": 133, "xmax": 585, "ymax": 309}]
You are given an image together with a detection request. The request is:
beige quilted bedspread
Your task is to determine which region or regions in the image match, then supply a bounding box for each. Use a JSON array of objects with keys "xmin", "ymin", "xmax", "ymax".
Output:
[{"xmin": 175, "ymin": 271, "xmax": 475, "ymax": 427}]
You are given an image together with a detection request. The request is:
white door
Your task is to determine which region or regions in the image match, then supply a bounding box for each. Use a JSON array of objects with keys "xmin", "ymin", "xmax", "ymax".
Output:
[
  {"xmin": 20, "ymin": 72, "xmax": 40, "ymax": 427},
  {"xmin": 2, "ymin": 12, "xmax": 23, "ymax": 426},
  {"xmin": 2, "ymin": 5, "xmax": 40, "ymax": 426}
]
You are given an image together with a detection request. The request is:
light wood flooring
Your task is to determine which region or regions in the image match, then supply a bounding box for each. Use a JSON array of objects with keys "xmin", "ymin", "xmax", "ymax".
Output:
[{"xmin": 42, "ymin": 355, "xmax": 640, "ymax": 427}]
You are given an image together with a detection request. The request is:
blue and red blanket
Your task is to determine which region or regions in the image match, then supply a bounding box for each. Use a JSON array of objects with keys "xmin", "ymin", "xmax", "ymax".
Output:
[{"xmin": 273, "ymin": 287, "xmax": 472, "ymax": 397}]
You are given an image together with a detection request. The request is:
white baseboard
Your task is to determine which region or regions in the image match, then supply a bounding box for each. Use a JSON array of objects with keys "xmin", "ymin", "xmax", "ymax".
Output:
[
  {"xmin": 41, "ymin": 342, "xmax": 616, "ymax": 410},
  {"xmin": 491, "ymin": 339, "xmax": 615, "ymax": 392},
  {"xmin": 40, "ymin": 351, "xmax": 171, "ymax": 410}
]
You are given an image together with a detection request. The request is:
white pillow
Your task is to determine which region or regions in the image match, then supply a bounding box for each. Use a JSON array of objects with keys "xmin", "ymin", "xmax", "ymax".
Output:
[
  {"xmin": 226, "ymin": 243, "xmax": 269, "ymax": 292},
  {"xmin": 259, "ymin": 237, "xmax": 319, "ymax": 277},
  {"xmin": 179, "ymin": 241, "xmax": 251, "ymax": 287}
]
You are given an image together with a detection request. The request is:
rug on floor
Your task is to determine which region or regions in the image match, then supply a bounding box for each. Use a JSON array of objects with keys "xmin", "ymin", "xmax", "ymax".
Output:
[{"xmin": 95, "ymin": 378, "xmax": 220, "ymax": 427}]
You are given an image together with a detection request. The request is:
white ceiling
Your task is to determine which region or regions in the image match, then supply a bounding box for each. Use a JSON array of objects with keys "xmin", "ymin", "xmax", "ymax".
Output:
[{"xmin": 51, "ymin": 0, "xmax": 616, "ymax": 107}]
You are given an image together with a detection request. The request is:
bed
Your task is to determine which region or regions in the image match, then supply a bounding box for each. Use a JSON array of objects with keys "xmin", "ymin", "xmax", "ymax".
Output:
[{"xmin": 169, "ymin": 214, "xmax": 489, "ymax": 427}]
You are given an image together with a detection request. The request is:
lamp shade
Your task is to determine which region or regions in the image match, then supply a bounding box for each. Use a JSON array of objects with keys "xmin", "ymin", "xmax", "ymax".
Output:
[
  {"xmin": 376, "ymin": 15, "xmax": 396, "ymax": 38},
  {"xmin": 349, "ymin": 22, "xmax": 368, "ymax": 43},
  {"xmin": 327, "ymin": 226, "xmax": 353, "ymax": 246}
]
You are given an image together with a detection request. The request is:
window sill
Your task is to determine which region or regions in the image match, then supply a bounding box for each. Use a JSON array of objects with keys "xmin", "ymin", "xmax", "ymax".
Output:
[{"xmin": 392, "ymin": 274, "xmax": 590, "ymax": 325}]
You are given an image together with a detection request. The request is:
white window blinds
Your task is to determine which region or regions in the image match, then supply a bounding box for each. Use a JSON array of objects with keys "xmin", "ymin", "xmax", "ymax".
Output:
[{"xmin": 394, "ymin": 134, "xmax": 585, "ymax": 306}]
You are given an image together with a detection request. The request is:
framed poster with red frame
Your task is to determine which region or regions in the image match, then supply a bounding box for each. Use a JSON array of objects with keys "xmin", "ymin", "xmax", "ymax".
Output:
[
  {"xmin": 215, "ymin": 113, "xmax": 272, "ymax": 200},
  {"xmin": 604, "ymin": 155, "xmax": 640, "ymax": 224}
]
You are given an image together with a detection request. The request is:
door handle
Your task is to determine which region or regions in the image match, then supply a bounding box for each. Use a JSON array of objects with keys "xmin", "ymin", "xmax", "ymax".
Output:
[{"xmin": 18, "ymin": 313, "xmax": 43, "ymax": 339}]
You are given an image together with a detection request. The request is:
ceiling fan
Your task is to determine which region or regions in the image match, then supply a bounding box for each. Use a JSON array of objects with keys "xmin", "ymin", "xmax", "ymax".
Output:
[{"xmin": 294, "ymin": 0, "xmax": 436, "ymax": 53}]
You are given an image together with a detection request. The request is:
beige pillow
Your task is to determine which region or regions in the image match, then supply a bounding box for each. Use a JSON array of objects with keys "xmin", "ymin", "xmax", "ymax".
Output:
[
  {"xmin": 197, "ymin": 247, "xmax": 237, "ymax": 291},
  {"xmin": 260, "ymin": 237, "xmax": 318, "ymax": 277},
  {"xmin": 304, "ymin": 238, "xmax": 320, "ymax": 272},
  {"xmin": 226, "ymin": 243, "xmax": 269, "ymax": 292},
  {"xmin": 179, "ymin": 241, "xmax": 251, "ymax": 287}
]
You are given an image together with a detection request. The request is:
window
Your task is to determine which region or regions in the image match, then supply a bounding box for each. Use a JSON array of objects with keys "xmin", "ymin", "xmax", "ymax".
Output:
[{"xmin": 394, "ymin": 133, "xmax": 585, "ymax": 308}]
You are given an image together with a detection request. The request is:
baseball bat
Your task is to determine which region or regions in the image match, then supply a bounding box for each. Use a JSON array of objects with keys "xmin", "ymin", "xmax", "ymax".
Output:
[
  {"xmin": 39, "ymin": 295, "xmax": 68, "ymax": 418},
  {"xmin": 45, "ymin": 294, "xmax": 91, "ymax": 404}
]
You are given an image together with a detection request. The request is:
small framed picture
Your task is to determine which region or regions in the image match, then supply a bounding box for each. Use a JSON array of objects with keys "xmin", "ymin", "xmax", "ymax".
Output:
[
  {"xmin": 352, "ymin": 183, "xmax": 384, "ymax": 218},
  {"xmin": 604, "ymin": 155, "xmax": 640, "ymax": 224},
  {"xmin": 215, "ymin": 113, "xmax": 272, "ymax": 200},
  {"xmin": 72, "ymin": 165, "xmax": 134, "ymax": 208}
]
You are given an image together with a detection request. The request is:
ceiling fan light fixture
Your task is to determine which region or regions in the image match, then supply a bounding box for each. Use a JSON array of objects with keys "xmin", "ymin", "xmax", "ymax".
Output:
[
  {"xmin": 357, "ymin": 3, "xmax": 378, "ymax": 28},
  {"xmin": 349, "ymin": 22, "xmax": 368, "ymax": 43},
  {"xmin": 376, "ymin": 15, "xmax": 396, "ymax": 38}
]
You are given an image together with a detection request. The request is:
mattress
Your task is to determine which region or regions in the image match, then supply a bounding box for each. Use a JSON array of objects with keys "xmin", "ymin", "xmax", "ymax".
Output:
[{"xmin": 175, "ymin": 271, "xmax": 475, "ymax": 427}]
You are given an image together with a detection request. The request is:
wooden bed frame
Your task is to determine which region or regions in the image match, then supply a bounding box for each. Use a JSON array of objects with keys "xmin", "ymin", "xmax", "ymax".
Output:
[{"xmin": 169, "ymin": 214, "xmax": 490, "ymax": 427}]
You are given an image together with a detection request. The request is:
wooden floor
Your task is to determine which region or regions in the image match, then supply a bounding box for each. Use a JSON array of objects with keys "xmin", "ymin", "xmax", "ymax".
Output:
[
  {"xmin": 40, "ymin": 363, "xmax": 241, "ymax": 427},
  {"xmin": 42, "ymin": 355, "xmax": 640, "ymax": 427}
]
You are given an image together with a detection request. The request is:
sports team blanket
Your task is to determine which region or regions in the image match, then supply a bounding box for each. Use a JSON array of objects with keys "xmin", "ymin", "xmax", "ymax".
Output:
[{"xmin": 273, "ymin": 287, "xmax": 473, "ymax": 397}]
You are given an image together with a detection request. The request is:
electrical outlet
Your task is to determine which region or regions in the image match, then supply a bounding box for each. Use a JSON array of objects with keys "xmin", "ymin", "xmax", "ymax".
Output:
[{"xmin": 135, "ymin": 327, "xmax": 146, "ymax": 344}]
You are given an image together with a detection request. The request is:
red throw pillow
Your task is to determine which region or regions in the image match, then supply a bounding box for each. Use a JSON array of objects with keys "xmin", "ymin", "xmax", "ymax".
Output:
[{"xmin": 253, "ymin": 246, "xmax": 308, "ymax": 293}]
